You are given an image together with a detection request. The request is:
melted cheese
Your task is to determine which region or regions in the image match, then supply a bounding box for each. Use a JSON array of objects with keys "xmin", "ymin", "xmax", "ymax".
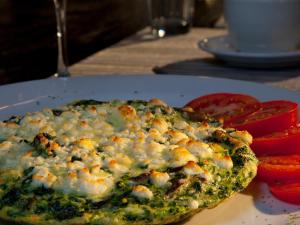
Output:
[
  {"xmin": 214, "ymin": 156, "xmax": 233, "ymax": 169},
  {"xmin": 131, "ymin": 185, "xmax": 153, "ymax": 199},
  {"xmin": 150, "ymin": 171, "xmax": 170, "ymax": 187},
  {"xmin": 32, "ymin": 167, "xmax": 57, "ymax": 188},
  {"xmin": 183, "ymin": 161, "xmax": 212, "ymax": 181},
  {"xmin": 183, "ymin": 161, "xmax": 204, "ymax": 175},
  {"xmin": 185, "ymin": 140, "xmax": 213, "ymax": 158},
  {"xmin": 0, "ymin": 99, "xmax": 240, "ymax": 200},
  {"xmin": 0, "ymin": 141, "xmax": 13, "ymax": 153},
  {"xmin": 166, "ymin": 130, "xmax": 188, "ymax": 144},
  {"xmin": 229, "ymin": 130, "xmax": 253, "ymax": 144},
  {"xmin": 151, "ymin": 118, "xmax": 169, "ymax": 134},
  {"xmin": 189, "ymin": 200, "xmax": 199, "ymax": 209},
  {"xmin": 170, "ymin": 147, "xmax": 198, "ymax": 167}
]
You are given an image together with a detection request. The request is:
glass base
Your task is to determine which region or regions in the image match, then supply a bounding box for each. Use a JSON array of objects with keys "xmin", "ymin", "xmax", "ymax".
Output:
[
  {"xmin": 54, "ymin": 69, "xmax": 70, "ymax": 78},
  {"xmin": 151, "ymin": 18, "xmax": 190, "ymax": 38}
]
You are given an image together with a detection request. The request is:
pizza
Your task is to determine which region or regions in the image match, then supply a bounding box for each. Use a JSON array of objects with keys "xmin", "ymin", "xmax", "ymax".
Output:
[{"xmin": 0, "ymin": 98, "xmax": 257, "ymax": 225}]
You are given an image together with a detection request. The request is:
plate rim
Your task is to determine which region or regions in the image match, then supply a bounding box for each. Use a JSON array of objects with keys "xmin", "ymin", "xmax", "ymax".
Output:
[{"xmin": 1, "ymin": 74, "xmax": 299, "ymax": 94}]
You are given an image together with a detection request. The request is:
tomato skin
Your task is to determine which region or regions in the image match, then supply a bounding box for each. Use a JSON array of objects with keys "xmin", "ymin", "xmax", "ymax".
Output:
[
  {"xmin": 270, "ymin": 183, "xmax": 300, "ymax": 205},
  {"xmin": 229, "ymin": 100, "xmax": 299, "ymax": 138},
  {"xmin": 257, "ymin": 155, "xmax": 300, "ymax": 184},
  {"xmin": 185, "ymin": 93, "xmax": 261, "ymax": 125},
  {"xmin": 186, "ymin": 93, "xmax": 233, "ymax": 110},
  {"xmin": 251, "ymin": 125, "xmax": 300, "ymax": 156}
]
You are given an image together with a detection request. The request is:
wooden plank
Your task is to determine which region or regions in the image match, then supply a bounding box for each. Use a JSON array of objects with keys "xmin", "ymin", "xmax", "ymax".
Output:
[{"xmin": 70, "ymin": 28, "xmax": 300, "ymax": 91}]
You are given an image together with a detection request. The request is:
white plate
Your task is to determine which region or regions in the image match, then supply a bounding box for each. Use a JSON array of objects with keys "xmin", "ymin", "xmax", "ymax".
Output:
[
  {"xmin": 198, "ymin": 35, "xmax": 300, "ymax": 68},
  {"xmin": 0, "ymin": 75, "xmax": 300, "ymax": 225}
]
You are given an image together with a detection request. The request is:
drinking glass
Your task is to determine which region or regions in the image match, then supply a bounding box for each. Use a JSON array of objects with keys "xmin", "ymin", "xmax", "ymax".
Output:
[
  {"xmin": 52, "ymin": 0, "xmax": 70, "ymax": 77},
  {"xmin": 148, "ymin": 0, "xmax": 194, "ymax": 38}
]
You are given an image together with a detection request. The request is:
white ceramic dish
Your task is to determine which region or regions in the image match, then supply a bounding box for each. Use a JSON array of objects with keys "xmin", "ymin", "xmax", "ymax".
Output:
[
  {"xmin": 198, "ymin": 35, "xmax": 300, "ymax": 68},
  {"xmin": 0, "ymin": 75, "xmax": 300, "ymax": 225}
]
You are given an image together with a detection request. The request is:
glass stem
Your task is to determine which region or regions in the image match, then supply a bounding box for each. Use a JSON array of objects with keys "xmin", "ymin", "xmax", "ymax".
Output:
[
  {"xmin": 147, "ymin": 0, "xmax": 152, "ymax": 25},
  {"xmin": 53, "ymin": 0, "xmax": 70, "ymax": 77}
]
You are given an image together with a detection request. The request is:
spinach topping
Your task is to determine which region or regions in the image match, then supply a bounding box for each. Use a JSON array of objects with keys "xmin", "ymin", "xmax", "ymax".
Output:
[
  {"xmin": 31, "ymin": 133, "xmax": 57, "ymax": 158},
  {"xmin": 124, "ymin": 206, "xmax": 152, "ymax": 222},
  {"xmin": 0, "ymin": 183, "xmax": 8, "ymax": 191},
  {"xmin": 33, "ymin": 186, "xmax": 55, "ymax": 196},
  {"xmin": 69, "ymin": 99, "xmax": 106, "ymax": 107},
  {"xmin": 3, "ymin": 115, "xmax": 23, "ymax": 125},
  {"xmin": 126, "ymin": 100, "xmax": 147, "ymax": 110},
  {"xmin": 88, "ymin": 199, "xmax": 110, "ymax": 210},
  {"xmin": 0, "ymin": 188, "xmax": 22, "ymax": 207},
  {"xmin": 0, "ymin": 156, "xmax": 255, "ymax": 222},
  {"xmin": 71, "ymin": 156, "xmax": 82, "ymax": 162},
  {"xmin": 206, "ymin": 130, "xmax": 235, "ymax": 148},
  {"xmin": 52, "ymin": 109, "xmax": 64, "ymax": 116},
  {"xmin": 130, "ymin": 172, "xmax": 150, "ymax": 183},
  {"xmin": 231, "ymin": 146, "xmax": 256, "ymax": 167},
  {"xmin": 184, "ymin": 110, "xmax": 221, "ymax": 126},
  {"xmin": 49, "ymin": 200, "xmax": 84, "ymax": 220},
  {"xmin": 148, "ymin": 105, "xmax": 173, "ymax": 115},
  {"xmin": 166, "ymin": 176, "xmax": 189, "ymax": 198},
  {"xmin": 96, "ymin": 146, "xmax": 104, "ymax": 153},
  {"xmin": 135, "ymin": 163, "xmax": 149, "ymax": 170},
  {"xmin": 191, "ymin": 181, "xmax": 202, "ymax": 192},
  {"xmin": 0, "ymin": 177, "xmax": 86, "ymax": 220},
  {"xmin": 19, "ymin": 139, "xmax": 30, "ymax": 144},
  {"xmin": 23, "ymin": 167, "xmax": 35, "ymax": 177}
]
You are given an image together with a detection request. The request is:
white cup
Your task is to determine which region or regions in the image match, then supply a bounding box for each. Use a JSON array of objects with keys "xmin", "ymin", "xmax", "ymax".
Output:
[{"xmin": 224, "ymin": 0, "xmax": 300, "ymax": 53}]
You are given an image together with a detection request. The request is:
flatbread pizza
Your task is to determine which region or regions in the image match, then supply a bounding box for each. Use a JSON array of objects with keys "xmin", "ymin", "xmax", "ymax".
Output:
[{"xmin": 0, "ymin": 99, "xmax": 257, "ymax": 225}]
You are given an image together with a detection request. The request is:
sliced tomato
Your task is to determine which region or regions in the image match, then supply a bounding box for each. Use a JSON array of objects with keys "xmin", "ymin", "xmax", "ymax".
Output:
[
  {"xmin": 185, "ymin": 93, "xmax": 261, "ymax": 125},
  {"xmin": 270, "ymin": 183, "xmax": 300, "ymax": 205},
  {"xmin": 229, "ymin": 100, "xmax": 299, "ymax": 137},
  {"xmin": 251, "ymin": 125, "xmax": 300, "ymax": 156},
  {"xmin": 257, "ymin": 155, "xmax": 300, "ymax": 184}
]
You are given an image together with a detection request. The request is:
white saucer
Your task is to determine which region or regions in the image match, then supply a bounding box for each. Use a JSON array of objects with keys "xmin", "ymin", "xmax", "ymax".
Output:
[{"xmin": 198, "ymin": 35, "xmax": 300, "ymax": 68}]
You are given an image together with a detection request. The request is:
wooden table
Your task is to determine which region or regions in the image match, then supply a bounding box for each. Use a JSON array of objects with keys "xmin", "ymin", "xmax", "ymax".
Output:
[{"xmin": 69, "ymin": 27, "xmax": 300, "ymax": 92}]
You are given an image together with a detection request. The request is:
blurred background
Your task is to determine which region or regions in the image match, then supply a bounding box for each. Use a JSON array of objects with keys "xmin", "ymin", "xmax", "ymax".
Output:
[
  {"xmin": 0, "ymin": 0, "xmax": 149, "ymax": 84},
  {"xmin": 0, "ymin": 0, "xmax": 223, "ymax": 84}
]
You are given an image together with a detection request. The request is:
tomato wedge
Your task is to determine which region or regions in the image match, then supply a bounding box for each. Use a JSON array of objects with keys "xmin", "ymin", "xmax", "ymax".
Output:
[
  {"xmin": 185, "ymin": 93, "xmax": 261, "ymax": 125},
  {"xmin": 257, "ymin": 155, "xmax": 300, "ymax": 184},
  {"xmin": 229, "ymin": 100, "xmax": 299, "ymax": 137},
  {"xmin": 270, "ymin": 183, "xmax": 300, "ymax": 205},
  {"xmin": 251, "ymin": 125, "xmax": 300, "ymax": 156}
]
